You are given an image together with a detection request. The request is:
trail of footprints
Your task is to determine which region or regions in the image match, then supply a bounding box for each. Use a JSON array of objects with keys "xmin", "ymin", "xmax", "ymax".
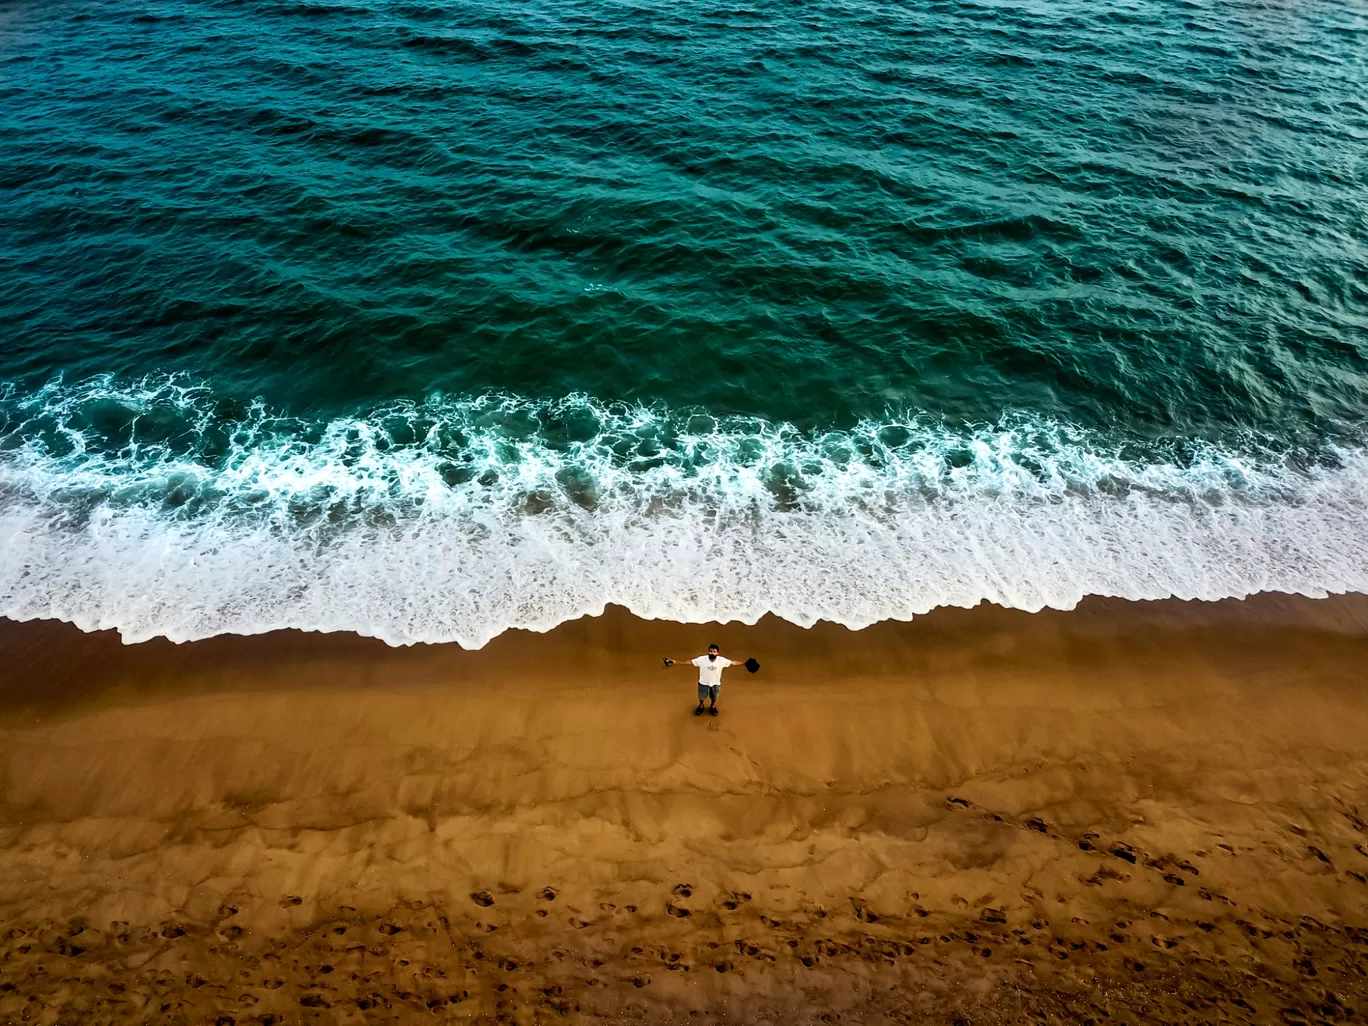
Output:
[
  {"xmin": 2, "ymin": 798, "xmax": 1368, "ymax": 1021},
  {"xmin": 3, "ymin": 891, "xmax": 1366, "ymax": 1023},
  {"xmin": 945, "ymin": 794, "xmax": 1218, "ymax": 896},
  {"xmin": 943, "ymin": 793, "xmax": 1368, "ymax": 900}
]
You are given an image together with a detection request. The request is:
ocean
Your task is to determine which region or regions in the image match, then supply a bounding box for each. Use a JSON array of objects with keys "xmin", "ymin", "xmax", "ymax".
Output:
[{"xmin": 0, "ymin": 0, "xmax": 1365, "ymax": 645}]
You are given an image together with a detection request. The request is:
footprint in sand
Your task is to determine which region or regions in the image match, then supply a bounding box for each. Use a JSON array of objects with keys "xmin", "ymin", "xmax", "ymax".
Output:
[
  {"xmin": 539, "ymin": 886, "xmax": 558, "ymax": 901},
  {"xmin": 672, "ymin": 883, "xmax": 693, "ymax": 898},
  {"xmin": 471, "ymin": 891, "xmax": 496, "ymax": 907},
  {"xmin": 279, "ymin": 895, "xmax": 302, "ymax": 908},
  {"xmin": 852, "ymin": 903, "xmax": 880, "ymax": 923}
]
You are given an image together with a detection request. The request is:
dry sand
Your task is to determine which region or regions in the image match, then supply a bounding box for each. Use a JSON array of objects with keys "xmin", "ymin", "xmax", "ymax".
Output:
[{"xmin": 1, "ymin": 594, "xmax": 1368, "ymax": 1024}]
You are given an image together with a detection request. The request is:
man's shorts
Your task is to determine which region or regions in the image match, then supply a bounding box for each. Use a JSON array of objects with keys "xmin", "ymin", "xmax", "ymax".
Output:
[{"xmin": 697, "ymin": 683, "xmax": 720, "ymax": 703}]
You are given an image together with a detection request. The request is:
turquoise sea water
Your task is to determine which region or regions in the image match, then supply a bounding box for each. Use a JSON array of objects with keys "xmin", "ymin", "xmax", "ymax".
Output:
[{"xmin": 1, "ymin": 0, "xmax": 1365, "ymax": 644}]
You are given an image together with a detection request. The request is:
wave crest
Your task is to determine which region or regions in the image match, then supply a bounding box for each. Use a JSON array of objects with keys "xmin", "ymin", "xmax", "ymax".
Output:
[{"xmin": 1, "ymin": 376, "xmax": 1365, "ymax": 645}]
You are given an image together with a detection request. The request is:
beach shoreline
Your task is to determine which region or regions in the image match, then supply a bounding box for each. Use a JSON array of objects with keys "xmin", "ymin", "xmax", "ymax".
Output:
[{"xmin": 2, "ymin": 594, "xmax": 1368, "ymax": 1023}]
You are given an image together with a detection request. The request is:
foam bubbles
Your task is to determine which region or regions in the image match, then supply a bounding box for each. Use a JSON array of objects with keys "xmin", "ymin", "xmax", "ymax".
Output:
[{"xmin": 1, "ymin": 376, "xmax": 1365, "ymax": 646}]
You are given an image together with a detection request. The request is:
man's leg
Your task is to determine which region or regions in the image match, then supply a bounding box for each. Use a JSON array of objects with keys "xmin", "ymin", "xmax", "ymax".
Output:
[
  {"xmin": 708, "ymin": 685, "xmax": 720, "ymax": 715},
  {"xmin": 696, "ymin": 683, "xmax": 707, "ymax": 715}
]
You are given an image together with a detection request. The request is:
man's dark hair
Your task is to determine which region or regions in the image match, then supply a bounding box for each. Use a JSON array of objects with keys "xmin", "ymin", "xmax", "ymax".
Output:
[{"xmin": 708, "ymin": 643, "xmax": 720, "ymax": 651}]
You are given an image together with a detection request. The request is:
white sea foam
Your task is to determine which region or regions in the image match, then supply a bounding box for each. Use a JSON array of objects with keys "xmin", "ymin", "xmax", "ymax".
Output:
[{"xmin": 0, "ymin": 377, "xmax": 1365, "ymax": 646}]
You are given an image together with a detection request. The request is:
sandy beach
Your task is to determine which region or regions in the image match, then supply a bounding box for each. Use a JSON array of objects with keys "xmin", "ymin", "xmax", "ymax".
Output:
[{"xmin": 2, "ymin": 594, "xmax": 1368, "ymax": 1023}]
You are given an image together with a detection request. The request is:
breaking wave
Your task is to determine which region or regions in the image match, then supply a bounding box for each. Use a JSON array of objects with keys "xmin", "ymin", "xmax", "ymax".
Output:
[{"xmin": 1, "ymin": 376, "xmax": 1365, "ymax": 646}]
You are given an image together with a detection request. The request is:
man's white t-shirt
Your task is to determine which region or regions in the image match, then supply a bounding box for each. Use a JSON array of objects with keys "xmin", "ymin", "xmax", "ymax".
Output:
[{"xmin": 692, "ymin": 655, "xmax": 733, "ymax": 686}]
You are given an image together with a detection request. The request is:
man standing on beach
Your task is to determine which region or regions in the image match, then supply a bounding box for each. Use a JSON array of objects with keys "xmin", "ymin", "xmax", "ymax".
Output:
[{"xmin": 664, "ymin": 644, "xmax": 732, "ymax": 717}]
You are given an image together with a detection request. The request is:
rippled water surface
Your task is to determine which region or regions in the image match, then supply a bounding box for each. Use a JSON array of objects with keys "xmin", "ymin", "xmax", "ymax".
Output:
[{"xmin": 1, "ymin": 0, "xmax": 1366, "ymax": 643}]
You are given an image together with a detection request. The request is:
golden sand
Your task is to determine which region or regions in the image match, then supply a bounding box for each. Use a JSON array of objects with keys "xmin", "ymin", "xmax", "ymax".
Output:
[{"xmin": 1, "ymin": 594, "xmax": 1367, "ymax": 1023}]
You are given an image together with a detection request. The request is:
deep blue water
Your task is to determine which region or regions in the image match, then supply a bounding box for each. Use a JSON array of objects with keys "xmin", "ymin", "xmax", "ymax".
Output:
[{"xmin": 0, "ymin": 0, "xmax": 1366, "ymax": 644}]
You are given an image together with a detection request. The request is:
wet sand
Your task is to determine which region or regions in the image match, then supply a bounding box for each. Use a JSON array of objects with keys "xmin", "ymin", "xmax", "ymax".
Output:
[{"xmin": 2, "ymin": 594, "xmax": 1368, "ymax": 1024}]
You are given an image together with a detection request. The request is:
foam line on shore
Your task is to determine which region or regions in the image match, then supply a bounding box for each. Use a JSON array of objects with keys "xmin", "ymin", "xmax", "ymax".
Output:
[{"xmin": 1, "ymin": 376, "xmax": 1366, "ymax": 646}]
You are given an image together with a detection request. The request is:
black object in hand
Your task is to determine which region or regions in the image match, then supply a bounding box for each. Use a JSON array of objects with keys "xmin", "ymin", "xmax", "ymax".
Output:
[{"xmin": 744, "ymin": 657, "xmax": 760, "ymax": 673}]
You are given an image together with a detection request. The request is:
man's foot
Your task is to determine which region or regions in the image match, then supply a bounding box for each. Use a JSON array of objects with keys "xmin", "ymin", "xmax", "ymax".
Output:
[
  {"xmin": 709, "ymin": 706, "xmax": 719, "ymax": 716},
  {"xmin": 694, "ymin": 705, "xmax": 705, "ymax": 716}
]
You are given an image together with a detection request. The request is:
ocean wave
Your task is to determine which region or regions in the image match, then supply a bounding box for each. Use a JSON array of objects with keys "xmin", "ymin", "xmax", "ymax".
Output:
[{"xmin": 0, "ymin": 376, "xmax": 1365, "ymax": 646}]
